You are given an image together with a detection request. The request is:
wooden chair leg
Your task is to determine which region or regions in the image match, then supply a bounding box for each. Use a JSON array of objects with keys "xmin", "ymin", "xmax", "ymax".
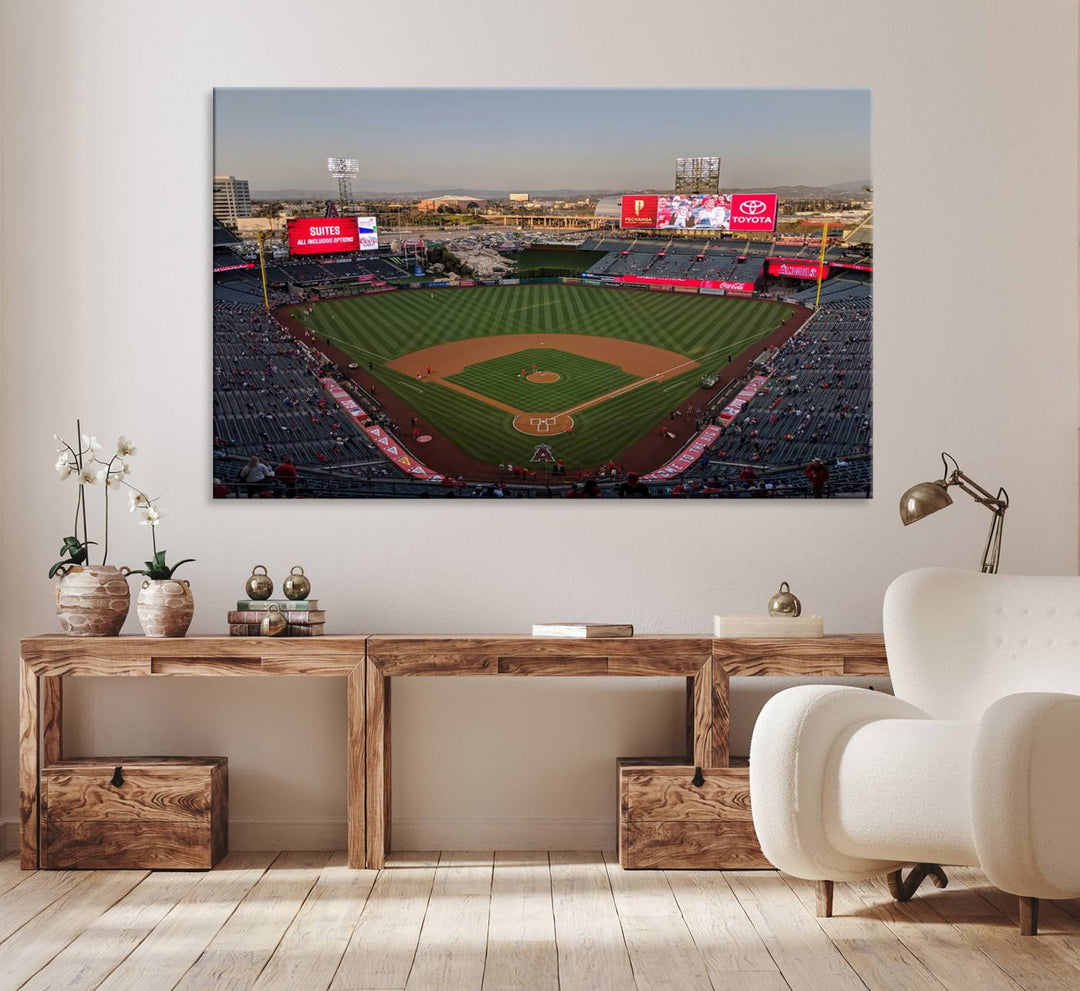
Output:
[
  {"xmin": 1019, "ymin": 896, "xmax": 1039, "ymax": 936},
  {"xmin": 886, "ymin": 863, "xmax": 948, "ymax": 902},
  {"xmin": 816, "ymin": 879, "xmax": 834, "ymax": 917}
]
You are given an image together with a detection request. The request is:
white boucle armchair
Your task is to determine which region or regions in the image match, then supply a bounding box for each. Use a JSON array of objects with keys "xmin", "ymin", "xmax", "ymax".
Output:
[{"xmin": 749, "ymin": 567, "xmax": 1080, "ymax": 935}]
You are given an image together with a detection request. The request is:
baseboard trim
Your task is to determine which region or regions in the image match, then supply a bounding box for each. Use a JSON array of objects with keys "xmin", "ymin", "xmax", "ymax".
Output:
[
  {"xmin": 391, "ymin": 817, "xmax": 617, "ymax": 851},
  {"xmin": 1, "ymin": 820, "xmax": 17, "ymax": 857},
  {"xmin": 2, "ymin": 816, "xmax": 618, "ymax": 856}
]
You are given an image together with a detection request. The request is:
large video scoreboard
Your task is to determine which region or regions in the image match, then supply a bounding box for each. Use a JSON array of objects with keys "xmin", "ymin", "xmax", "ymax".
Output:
[
  {"xmin": 620, "ymin": 193, "xmax": 778, "ymax": 233},
  {"xmin": 287, "ymin": 216, "xmax": 379, "ymax": 255}
]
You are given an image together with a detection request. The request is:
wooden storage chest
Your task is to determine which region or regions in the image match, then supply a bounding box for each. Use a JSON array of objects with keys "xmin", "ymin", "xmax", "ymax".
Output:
[
  {"xmin": 41, "ymin": 756, "xmax": 227, "ymax": 870},
  {"xmin": 617, "ymin": 756, "xmax": 771, "ymax": 869}
]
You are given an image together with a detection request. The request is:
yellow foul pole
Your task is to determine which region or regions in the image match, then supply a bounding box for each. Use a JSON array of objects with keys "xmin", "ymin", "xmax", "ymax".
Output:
[
  {"xmin": 256, "ymin": 230, "xmax": 271, "ymax": 313},
  {"xmin": 813, "ymin": 223, "xmax": 829, "ymax": 309}
]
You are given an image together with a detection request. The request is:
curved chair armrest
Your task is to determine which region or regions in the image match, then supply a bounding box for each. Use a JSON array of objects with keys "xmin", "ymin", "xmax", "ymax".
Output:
[
  {"xmin": 749, "ymin": 684, "xmax": 930, "ymax": 881},
  {"xmin": 973, "ymin": 692, "xmax": 1080, "ymax": 899}
]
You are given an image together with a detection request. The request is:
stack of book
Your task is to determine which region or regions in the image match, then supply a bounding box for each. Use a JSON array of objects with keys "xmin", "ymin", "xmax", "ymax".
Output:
[{"xmin": 228, "ymin": 599, "xmax": 325, "ymax": 637}]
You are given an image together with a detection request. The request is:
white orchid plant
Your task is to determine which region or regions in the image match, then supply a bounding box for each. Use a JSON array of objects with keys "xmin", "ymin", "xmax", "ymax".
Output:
[{"xmin": 50, "ymin": 421, "xmax": 194, "ymax": 581}]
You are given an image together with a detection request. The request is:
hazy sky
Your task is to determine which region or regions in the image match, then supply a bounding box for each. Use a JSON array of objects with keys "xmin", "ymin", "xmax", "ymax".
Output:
[{"xmin": 214, "ymin": 89, "xmax": 870, "ymax": 195}]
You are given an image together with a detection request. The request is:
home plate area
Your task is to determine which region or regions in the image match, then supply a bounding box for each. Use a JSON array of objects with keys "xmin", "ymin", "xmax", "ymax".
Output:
[{"xmin": 514, "ymin": 413, "xmax": 575, "ymax": 436}]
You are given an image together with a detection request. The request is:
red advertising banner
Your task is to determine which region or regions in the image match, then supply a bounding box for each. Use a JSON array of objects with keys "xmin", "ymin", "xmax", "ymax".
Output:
[
  {"xmin": 719, "ymin": 375, "xmax": 770, "ymax": 423},
  {"xmin": 213, "ymin": 261, "xmax": 256, "ymax": 273},
  {"xmin": 620, "ymin": 194, "xmax": 659, "ymax": 228},
  {"xmin": 320, "ymin": 376, "xmax": 444, "ymax": 481},
  {"xmin": 729, "ymin": 194, "xmax": 779, "ymax": 232},
  {"xmin": 828, "ymin": 261, "xmax": 874, "ymax": 273},
  {"xmin": 288, "ymin": 218, "xmax": 361, "ymax": 255},
  {"xmin": 616, "ymin": 273, "xmax": 756, "ymax": 293},
  {"xmin": 640, "ymin": 425, "xmax": 723, "ymax": 481},
  {"xmin": 766, "ymin": 258, "xmax": 828, "ymax": 280}
]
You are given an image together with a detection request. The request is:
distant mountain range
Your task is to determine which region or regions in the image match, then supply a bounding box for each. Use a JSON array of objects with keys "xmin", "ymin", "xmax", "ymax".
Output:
[{"xmin": 249, "ymin": 181, "xmax": 872, "ymax": 201}]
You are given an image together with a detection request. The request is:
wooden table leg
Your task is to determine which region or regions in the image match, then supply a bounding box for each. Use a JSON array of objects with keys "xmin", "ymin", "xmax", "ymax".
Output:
[
  {"xmin": 685, "ymin": 677, "xmax": 695, "ymax": 758},
  {"xmin": 711, "ymin": 658, "xmax": 730, "ymax": 768},
  {"xmin": 691, "ymin": 658, "xmax": 729, "ymax": 768},
  {"xmin": 42, "ymin": 677, "xmax": 62, "ymax": 765},
  {"xmin": 18, "ymin": 657, "xmax": 39, "ymax": 869},
  {"xmin": 346, "ymin": 663, "xmax": 366, "ymax": 869},
  {"xmin": 365, "ymin": 657, "xmax": 390, "ymax": 870}
]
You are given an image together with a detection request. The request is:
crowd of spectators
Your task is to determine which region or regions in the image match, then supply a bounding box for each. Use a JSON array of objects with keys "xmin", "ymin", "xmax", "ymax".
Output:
[{"xmin": 212, "ymin": 297, "xmax": 401, "ymax": 497}]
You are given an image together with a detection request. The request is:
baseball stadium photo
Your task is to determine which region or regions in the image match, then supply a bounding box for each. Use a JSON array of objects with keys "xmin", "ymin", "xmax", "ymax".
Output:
[{"xmin": 213, "ymin": 88, "xmax": 872, "ymax": 499}]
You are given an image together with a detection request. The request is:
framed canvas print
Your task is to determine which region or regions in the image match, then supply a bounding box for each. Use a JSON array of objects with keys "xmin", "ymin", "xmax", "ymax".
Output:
[{"xmin": 212, "ymin": 88, "xmax": 871, "ymax": 500}]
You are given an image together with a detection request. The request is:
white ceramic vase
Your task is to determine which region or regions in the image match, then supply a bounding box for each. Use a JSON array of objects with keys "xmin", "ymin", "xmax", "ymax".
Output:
[
  {"xmin": 136, "ymin": 579, "xmax": 194, "ymax": 638},
  {"xmin": 55, "ymin": 565, "xmax": 131, "ymax": 636}
]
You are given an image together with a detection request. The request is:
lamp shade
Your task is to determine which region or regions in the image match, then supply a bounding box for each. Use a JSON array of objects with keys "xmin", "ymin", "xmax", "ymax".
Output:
[{"xmin": 899, "ymin": 480, "xmax": 953, "ymax": 525}]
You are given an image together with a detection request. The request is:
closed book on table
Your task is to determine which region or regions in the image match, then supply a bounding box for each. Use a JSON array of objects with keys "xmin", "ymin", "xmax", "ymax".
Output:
[
  {"xmin": 531, "ymin": 622, "xmax": 634, "ymax": 638},
  {"xmin": 228, "ymin": 610, "xmax": 325, "ymax": 625},
  {"xmin": 235, "ymin": 599, "xmax": 319, "ymax": 611},
  {"xmin": 41, "ymin": 756, "xmax": 227, "ymax": 870},
  {"xmin": 713, "ymin": 615, "xmax": 823, "ymax": 638},
  {"xmin": 228, "ymin": 622, "xmax": 325, "ymax": 637}
]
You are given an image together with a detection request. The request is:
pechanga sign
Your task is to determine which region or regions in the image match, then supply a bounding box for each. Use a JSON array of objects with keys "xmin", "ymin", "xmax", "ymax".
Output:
[
  {"xmin": 620, "ymin": 195, "xmax": 659, "ymax": 228},
  {"xmin": 620, "ymin": 193, "xmax": 778, "ymax": 232}
]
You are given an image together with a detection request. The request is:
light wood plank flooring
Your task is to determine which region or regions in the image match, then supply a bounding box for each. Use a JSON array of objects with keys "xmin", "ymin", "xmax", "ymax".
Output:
[{"xmin": 1, "ymin": 851, "xmax": 1077, "ymax": 990}]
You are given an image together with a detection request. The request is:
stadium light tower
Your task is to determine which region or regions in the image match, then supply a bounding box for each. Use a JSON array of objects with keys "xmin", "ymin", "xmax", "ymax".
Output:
[
  {"xmin": 327, "ymin": 157, "xmax": 359, "ymax": 215},
  {"xmin": 674, "ymin": 156, "xmax": 721, "ymax": 195}
]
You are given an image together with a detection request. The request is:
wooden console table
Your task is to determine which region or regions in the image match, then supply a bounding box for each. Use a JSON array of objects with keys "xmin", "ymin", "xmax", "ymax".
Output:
[
  {"xmin": 20, "ymin": 633, "xmax": 887, "ymax": 871},
  {"xmin": 362, "ymin": 634, "xmax": 887, "ymax": 868},
  {"xmin": 19, "ymin": 636, "xmax": 368, "ymax": 870}
]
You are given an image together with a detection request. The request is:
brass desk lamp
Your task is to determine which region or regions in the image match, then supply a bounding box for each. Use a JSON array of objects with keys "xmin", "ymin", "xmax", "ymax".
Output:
[{"xmin": 899, "ymin": 452, "xmax": 1009, "ymax": 574}]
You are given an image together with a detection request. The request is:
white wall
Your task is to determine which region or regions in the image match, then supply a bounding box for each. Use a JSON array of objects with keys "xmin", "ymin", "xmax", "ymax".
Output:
[{"xmin": 2, "ymin": 0, "xmax": 1077, "ymax": 852}]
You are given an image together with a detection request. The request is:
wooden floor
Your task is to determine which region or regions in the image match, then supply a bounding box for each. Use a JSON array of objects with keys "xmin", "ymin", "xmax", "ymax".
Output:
[{"xmin": 2, "ymin": 851, "xmax": 1079, "ymax": 990}]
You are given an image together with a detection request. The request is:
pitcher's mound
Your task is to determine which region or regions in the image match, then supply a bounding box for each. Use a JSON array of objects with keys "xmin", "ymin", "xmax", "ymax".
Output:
[
  {"xmin": 526, "ymin": 371, "xmax": 560, "ymax": 383},
  {"xmin": 513, "ymin": 413, "xmax": 575, "ymax": 436}
]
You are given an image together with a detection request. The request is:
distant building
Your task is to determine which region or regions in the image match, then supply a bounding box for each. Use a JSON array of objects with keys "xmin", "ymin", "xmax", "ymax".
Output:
[
  {"xmin": 508, "ymin": 192, "xmax": 530, "ymax": 202},
  {"xmin": 213, "ymin": 175, "xmax": 252, "ymax": 224},
  {"xmin": 417, "ymin": 194, "xmax": 487, "ymax": 213},
  {"xmin": 233, "ymin": 217, "xmax": 280, "ymax": 234}
]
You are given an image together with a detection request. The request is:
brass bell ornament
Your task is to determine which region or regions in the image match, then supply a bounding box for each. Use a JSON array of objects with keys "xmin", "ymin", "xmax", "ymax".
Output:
[
  {"xmin": 261, "ymin": 604, "xmax": 288, "ymax": 637},
  {"xmin": 768, "ymin": 582, "xmax": 802, "ymax": 617},
  {"xmin": 245, "ymin": 565, "xmax": 273, "ymax": 601},
  {"xmin": 282, "ymin": 565, "xmax": 311, "ymax": 601}
]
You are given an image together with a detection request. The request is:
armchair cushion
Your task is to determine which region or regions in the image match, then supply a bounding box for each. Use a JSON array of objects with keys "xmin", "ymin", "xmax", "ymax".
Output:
[
  {"xmin": 973, "ymin": 692, "xmax": 1080, "ymax": 899},
  {"xmin": 750, "ymin": 684, "xmax": 938, "ymax": 881},
  {"xmin": 823, "ymin": 716, "xmax": 978, "ymax": 868}
]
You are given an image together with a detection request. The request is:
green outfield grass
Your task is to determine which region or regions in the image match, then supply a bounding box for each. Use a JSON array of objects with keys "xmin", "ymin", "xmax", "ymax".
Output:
[
  {"xmin": 291, "ymin": 284, "xmax": 791, "ymax": 470},
  {"xmin": 505, "ymin": 247, "xmax": 607, "ymax": 274},
  {"xmin": 447, "ymin": 348, "xmax": 638, "ymax": 411}
]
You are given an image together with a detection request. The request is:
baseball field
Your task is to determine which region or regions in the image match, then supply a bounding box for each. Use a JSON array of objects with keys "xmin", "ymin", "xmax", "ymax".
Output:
[{"xmin": 289, "ymin": 284, "xmax": 795, "ymax": 472}]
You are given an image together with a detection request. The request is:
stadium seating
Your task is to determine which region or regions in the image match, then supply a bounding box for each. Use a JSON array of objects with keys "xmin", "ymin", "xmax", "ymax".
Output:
[
  {"xmin": 212, "ymin": 297, "xmax": 404, "ymax": 496},
  {"xmin": 691, "ymin": 296, "xmax": 873, "ymax": 488}
]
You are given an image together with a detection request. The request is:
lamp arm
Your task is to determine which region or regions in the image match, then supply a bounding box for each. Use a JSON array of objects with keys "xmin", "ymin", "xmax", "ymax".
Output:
[
  {"xmin": 980, "ymin": 506, "xmax": 1006, "ymax": 574},
  {"xmin": 950, "ymin": 470, "xmax": 1009, "ymax": 513}
]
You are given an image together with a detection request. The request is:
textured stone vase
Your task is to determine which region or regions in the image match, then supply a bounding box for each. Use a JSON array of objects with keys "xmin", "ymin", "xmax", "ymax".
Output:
[
  {"xmin": 136, "ymin": 579, "xmax": 194, "ymax": 638},
  {"xmin": 55, "ymin": 565, "xmax": 131, "ymax": 636}
]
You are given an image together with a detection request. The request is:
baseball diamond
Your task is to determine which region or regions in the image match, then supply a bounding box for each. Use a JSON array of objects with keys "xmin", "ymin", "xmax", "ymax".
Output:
[{"xmin": 286, "ymin": 283, "xmax": 798, "ymax": 474}]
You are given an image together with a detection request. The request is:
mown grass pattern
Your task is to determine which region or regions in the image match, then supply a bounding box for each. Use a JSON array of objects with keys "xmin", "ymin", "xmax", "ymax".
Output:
[
  {"xmin": 447, "ymin": 348, "xmax": 638, "ymax": 412},
  {"xmin": 292, "ymin": 284, "xmax": 789, "ymax": 469}
]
